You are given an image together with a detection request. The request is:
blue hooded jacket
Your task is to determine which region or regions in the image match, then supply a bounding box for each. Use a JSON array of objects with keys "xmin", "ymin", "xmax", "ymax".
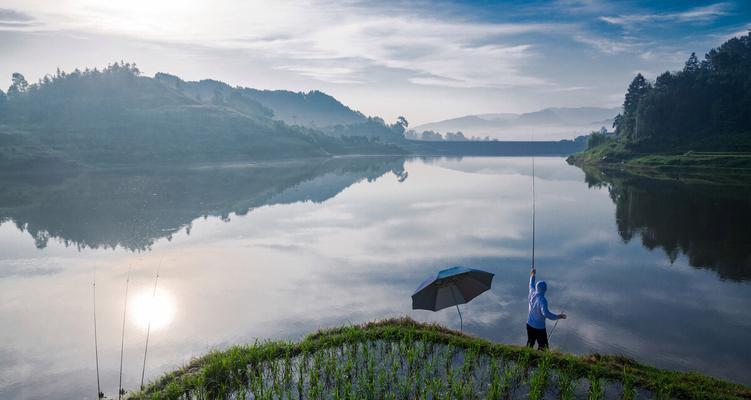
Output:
[{"xmin": 527, "ymin": 275, "xmax": 558, "ymax": 329}]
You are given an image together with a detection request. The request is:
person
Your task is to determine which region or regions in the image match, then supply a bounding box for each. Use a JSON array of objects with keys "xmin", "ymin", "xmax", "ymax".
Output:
[{"xmin": 527, "ymin": 267, "xmax": 566, "ymax": 349}]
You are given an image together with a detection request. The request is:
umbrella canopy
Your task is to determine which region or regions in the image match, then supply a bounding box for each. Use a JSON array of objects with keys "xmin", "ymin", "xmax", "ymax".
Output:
[{"xmin": 412, "ymin": 266, "xmax": 494, "ymax": 311}]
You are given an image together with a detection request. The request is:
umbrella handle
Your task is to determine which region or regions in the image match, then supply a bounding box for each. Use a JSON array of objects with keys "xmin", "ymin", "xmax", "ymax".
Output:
[
  {"xmin": 450, "ymin": 286, "xmax": 463, "ymax": 332},
  {"xmin": 455, "ymin": 304, "xmax": 462, "ymax": 332}
]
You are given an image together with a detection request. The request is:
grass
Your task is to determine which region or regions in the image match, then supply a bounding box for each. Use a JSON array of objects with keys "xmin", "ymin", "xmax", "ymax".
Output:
[
  {"xmin": 129, "ymin": 317, "xmax": 751, "ymax": 400},
  {"xmin": 567, "ymin": 138, "xmax": 751, "ymax": 172}
]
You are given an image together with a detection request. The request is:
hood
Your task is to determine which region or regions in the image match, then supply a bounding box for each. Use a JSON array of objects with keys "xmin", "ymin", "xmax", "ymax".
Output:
[{"xmin": 535, "ymin": 280, "xmax": 547, "ymax": 294}]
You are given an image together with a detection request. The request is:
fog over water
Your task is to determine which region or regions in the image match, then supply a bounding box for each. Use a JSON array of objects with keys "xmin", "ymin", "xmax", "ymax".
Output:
[{"xmin": 1, "ymin": 156, "xmax": 749, "ymax": 399}]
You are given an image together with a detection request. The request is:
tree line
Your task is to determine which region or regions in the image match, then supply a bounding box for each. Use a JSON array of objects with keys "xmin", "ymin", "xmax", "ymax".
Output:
[{"xmin": 611, "ymin": 32, "xmax": 751, "ymax": 152}]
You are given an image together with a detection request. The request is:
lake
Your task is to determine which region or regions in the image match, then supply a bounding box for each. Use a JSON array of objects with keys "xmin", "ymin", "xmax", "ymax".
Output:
[{"xmin": 1, "ymin": 156, "xmax": 749, "ymax": 399}]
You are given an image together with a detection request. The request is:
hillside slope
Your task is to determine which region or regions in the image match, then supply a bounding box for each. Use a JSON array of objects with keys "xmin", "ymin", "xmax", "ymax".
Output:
[
  {"xmin": 0, "ymin": 63, "xmax": 403, "ymax": 168},
  {"xmin": 154, "ymin": 73, "xmax": 367, "ymax": 128},
  {"xmin": 155, "ymin": 72, "xmax": 405, "ymax": 142}
]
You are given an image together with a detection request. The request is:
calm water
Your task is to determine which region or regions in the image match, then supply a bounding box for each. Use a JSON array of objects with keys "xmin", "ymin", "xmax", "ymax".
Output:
[{"xmin": 1, "ymin": 156, "xmax": 749, "ymax": 399}]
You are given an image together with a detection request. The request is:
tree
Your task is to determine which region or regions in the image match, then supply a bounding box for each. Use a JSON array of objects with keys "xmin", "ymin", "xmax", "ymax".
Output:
[
  {"xmin": 620, "ymin": 73, "xmax": 652, "ymax": 141},
  {"xmin": 612, "ymin": 113, "xmax": 622, "ymax": 132},
  {"xmin": 0, "ymin": 89, "xmax": 6, "ymax": 117},
  {"xmin": 391, "ymin": 116, "xmax": 409, "ymax": 136},
  {"xmin": 445, "ymin": 131, "xmax": 468, "ymax": 141},
  {"xmin": 7, "ymin": 73, "xmax": 29, "ymax": 97},
  {"xmin": 683, "ymin": 52, "xmax": 699, "ymax": 74},
  {"xmin": 587, "ymin": 131, "xmax": 609, "ymax": 149},
  {"xmin": 623, "ymin": 73, "xmax": 650, "ymax": 115},
  {"xmin": 420, "ymin": 130, "xmax": 443, "ymax": 141}
]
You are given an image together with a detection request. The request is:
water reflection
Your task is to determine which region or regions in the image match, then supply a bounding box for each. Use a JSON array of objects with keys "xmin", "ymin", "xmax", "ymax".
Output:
[
  {"xmin": 130, "ymin": 287, "xmax": 175, "ymax": 331},
  {"xmin": 580, "ymin": 166, "xmax": 751, "ymax": 281},
  {"xmin": 0, "ymin": 157, "xmax": 406, "ymax": 251},
  {"xmin": 1, "ymin": 157, "xmax": 750, "ymax": 399}
]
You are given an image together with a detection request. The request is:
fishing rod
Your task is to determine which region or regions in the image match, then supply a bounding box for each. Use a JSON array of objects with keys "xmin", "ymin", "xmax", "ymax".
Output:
[
  {"xmin": 140, "ymin": 262, "xmax": 161, "ymax": 391},
  {"xmin": 93, "ymin": 273, "xmax": 103, "ymax": 399},
  {"xmin": 529, "ymin": 132, "xmax": 568, "ymax": 343},
  {"xmin": 531, "ymin": 134, "xmax": 536, "ymax": 270},
  {"xmin": 118, "ymin": 267, "xmax": 131, "ymax": 400}
]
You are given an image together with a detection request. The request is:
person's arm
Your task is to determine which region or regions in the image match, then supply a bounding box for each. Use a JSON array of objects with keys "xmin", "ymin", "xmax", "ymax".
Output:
[
  {"xmin": 540, "ymin": 298, "xmax": 560, "ymax": 320},
  {"xmin": 529, "ymin": 268, "xmax": 536, "ymax": 291}
]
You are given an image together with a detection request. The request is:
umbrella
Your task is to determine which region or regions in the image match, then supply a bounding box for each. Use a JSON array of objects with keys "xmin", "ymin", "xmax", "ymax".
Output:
[{"xmin": 411, "ymin": 266, "xmax": 494, "ymax": 331}]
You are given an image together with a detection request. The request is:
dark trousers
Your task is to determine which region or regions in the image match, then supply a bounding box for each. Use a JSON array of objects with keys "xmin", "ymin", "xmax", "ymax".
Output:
[{"xmin": 526, "ymin": 324, "xmax": 548, "ymax": 349}]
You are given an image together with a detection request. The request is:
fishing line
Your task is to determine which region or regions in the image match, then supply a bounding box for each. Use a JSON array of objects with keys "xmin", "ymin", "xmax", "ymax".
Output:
[
  {"xmin": 140, "ymin": 259, "xmax": 162, "ymax": 391},
  {"xmin": 118, "ymin": 266, "xmax": 131, "ymax": 400},
  {"xmin": 93, "ymin": 273, "xmax": 102, "ymax": 399},
  {"xmin": 548, "ymin": 293, "xmax": 572, "ymax": 341}
]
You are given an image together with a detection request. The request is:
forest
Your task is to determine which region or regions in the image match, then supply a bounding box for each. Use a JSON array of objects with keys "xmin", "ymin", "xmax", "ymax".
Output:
[
  {"xmin": 589, "ymin": 32, "xmax": 751, "ymax": 156},
  {"xmin": 618, "ymin": 32, "xmax": 751, "ymax": 150}
]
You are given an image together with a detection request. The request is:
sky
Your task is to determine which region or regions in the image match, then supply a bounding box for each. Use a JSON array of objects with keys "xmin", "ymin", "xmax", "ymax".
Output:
[{"xmin": 0, "ymin": 0, "xmax": 749, "ymax": 125}]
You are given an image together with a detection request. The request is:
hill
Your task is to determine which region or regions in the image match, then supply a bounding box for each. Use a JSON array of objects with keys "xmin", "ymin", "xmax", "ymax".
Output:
[
  {"xmin": 155, "ymin": 72, "xmax": 405, "ymax": 142},
  {"xmin": 132, "ymin": 318, "xmax": 750, "ymax": 400},
  {"xmin": 0, "ymin": 63, "xmax": 404, "ymax": 169},
  {"xmin": 240, "ymin": 88, "xmax": 366, "ymax": 127},
  {"xmin": 570, "ymin": 32, "xmax": 751, "ymax": 169},
  {"xmin": 413, "ymin": 107, "xmax": 618, "ymax": 141},
  {"xmin": 153, "ymin": 73, "xmax": 368, "ymax": 128}
]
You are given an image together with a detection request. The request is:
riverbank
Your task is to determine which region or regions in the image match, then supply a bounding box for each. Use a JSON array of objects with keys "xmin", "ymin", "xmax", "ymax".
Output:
[
  {"xmin": 567, "ymin": 140, "xmax": 751, "ymax": 171},
  {"xmin": 131, "ymin": 318, "xmax": 750, "ymax": 400}
]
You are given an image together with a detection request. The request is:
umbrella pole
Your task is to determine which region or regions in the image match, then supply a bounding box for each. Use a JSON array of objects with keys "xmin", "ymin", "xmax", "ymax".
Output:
[
  {"xmin": 455, "ymin": 304, "xmax": 463, "ymax": 332},
  {"xmin": 450, "ymin": 285, "xmax": 463, "ymax": 332}
]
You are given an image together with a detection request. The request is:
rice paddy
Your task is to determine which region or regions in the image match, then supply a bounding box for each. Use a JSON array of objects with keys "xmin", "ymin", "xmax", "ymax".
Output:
[{"xmin": 131, "ymin": 318, "xmax": 750, "ymax": 400}]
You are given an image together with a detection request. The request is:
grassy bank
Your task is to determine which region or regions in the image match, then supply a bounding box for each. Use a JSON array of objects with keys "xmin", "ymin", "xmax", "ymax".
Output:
[
  {"xmin": 567, "ymin": 140, "xmax": 751, "ymax": 171},
  {"xmin": 130, "ymin": 318, "xmax": 750, "ymax": 400}
]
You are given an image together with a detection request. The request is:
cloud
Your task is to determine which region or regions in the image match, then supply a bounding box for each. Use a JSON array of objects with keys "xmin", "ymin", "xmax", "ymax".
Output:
[
  {"xmin": 600, "ymin": 2, "xmax": 731, "ymax": 27},
  {"xmin": 0, "ymin": 8, "xmax": 37, "ymax": 31},
  {"xmin": 639, "ymin": 49, "xmax": 687, "ymax": 64},
  {"xmin": 245, "ymin": 17, "xmax": 557, "ymax": 88},
  {"xmin": 573, "ymin": 34, "xmax": 634, "ymax": 53},
  {"xmin": 540, "ymin": 85, "xmax": 596, "ymax": 93},
  {"xmin": 0, "ymin": 8, "xmax": 32, "ymax": 22},
  {"xmin": 1, "ymin": 1, "xmax": 562, "ymax": 88},
  {"xmin": 274, "ymin": 65, "xmax": 364, "ymax": 85},
  {"xmin": 714, "ymin": 24, "xmax": 751, "ymax": 41}
]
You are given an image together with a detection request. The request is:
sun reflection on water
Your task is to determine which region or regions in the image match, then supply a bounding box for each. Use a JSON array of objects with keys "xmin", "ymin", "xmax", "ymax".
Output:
[{"xmin": 130, "ymin": 287, "xmax": 176, "ymax": 331}]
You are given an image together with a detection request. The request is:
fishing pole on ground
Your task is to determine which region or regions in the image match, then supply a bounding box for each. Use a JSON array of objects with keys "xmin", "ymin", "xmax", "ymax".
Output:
[
  {"xmin": 140, "ymin": 260, "xmax": 162, "ymax": 391},
  {"xmin": 118, "ymin": 266, "xmax": 131, "ymax": 400},
  {"xmin": 93, "ymin": 273, "xmax": 103, "ymax": 399}
]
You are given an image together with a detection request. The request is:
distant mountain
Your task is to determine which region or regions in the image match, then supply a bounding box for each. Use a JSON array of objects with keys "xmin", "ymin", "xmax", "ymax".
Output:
[
  {"xmin": 155, "ymin": 72, "xmax": 403, "ymax": 142},
  {"xmin": 155, "ymin": 73, "xmax": 367, "ymax": 128},
  {"xmin": 414, "ymin": 107, "xmax": 619, "ymax": 140},
  {"xmin": 240, "ymin": 89, "xmax": 367, "ymax": 127},
  {"xmin": 515, "ymin": 108, "xmax": 566, "ymax": 126},
  {"xmin": 547, "ymin": 107, "xmax": 619, "ymax": 125}
]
